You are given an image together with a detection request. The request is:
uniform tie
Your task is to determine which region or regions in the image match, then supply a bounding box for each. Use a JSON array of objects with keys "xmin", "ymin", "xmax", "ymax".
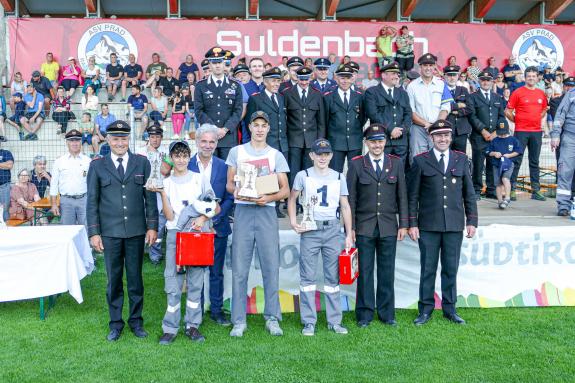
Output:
[
  {"xmin": 343, "ymin": 91, "xmax": 349, "ymax": 109},
  {"xmin": 301, "ymin": 88, "xmax": 307, "ymax": 104},
  {"xmin": 117, "ymin": 157, "xmax": 125, "ymax": 179},
  {"xmin": 271, "ymin": 93, "xmax": 278, "ymax": 109},
  {"xmin": 320, "ymin": 83, "xmax": 325, "ymax": 92},
  {"xmin": 217, "ymin": 80, "xmax": 222, "ymax": 88},
  {"xmin": 484, "ymin": 91, "xmax": 490, "ymax": 101},
  {"xmin": 439, "ymin": 153, "xmax": 445, "ymax": 174},
  {"xmin": 374, "ymin": 159, "xmax": 382, "ymax": 178},
  {"xmin": 388, "ymin": 88, "xmax": 393, "ymax": 98}
]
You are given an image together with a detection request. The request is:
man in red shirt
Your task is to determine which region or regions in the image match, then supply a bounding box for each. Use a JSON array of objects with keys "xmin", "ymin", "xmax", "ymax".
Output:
[{"xmin": 504, "ymin": 66, "xmax": 548, "ymax": 201}]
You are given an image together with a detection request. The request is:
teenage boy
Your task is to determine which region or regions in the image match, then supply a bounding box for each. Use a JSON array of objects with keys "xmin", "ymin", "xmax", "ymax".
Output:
[{"xmin": 288, "ymin": 138, "xmax": 353, "ymax": 336}]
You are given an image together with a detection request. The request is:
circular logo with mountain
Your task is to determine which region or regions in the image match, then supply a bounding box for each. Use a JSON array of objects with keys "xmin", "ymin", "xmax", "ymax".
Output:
[
  {"xmin": 77, "ymin": 23, "xmax": 138, "ymax": 71},
  {"xmin": 512, "ymin": 28, "xmax": 564, "ymax": 71}
]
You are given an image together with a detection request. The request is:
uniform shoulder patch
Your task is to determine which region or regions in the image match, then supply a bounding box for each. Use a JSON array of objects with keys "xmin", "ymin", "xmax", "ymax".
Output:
[
  {"xmin": 414, "ymin": 152, "xmax": 428, "ymax": 157},
  {"xmin": 324, "ymin": 91, "xmax": 333, "ymax": 96},
  {"xmin": 354, "ymin": 90, "xmax": 362, "ymax": 94},
  {"xmin": 92, "ymin": 156, "xmax": 104, "ymax": 161},
  {"xmin": 388, "ymin": 154, "xmax": 400, "ymax": 159},
  {"xmin": 250, "ymin": 91, "xmax": 259, "ymax": 96}
]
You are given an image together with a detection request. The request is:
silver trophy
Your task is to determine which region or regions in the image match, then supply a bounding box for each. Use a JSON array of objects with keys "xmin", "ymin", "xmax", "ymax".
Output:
[
  {"xmin": 145, "ymin": 154, "xmax": 164, "ymax": 190},
  {"xmin": 300, "ymin": 195, "xmax": 318, "ymax": 231},
  {"xmin": 238, "ymin": 162, "xmax": 259, "ymax": 198}
]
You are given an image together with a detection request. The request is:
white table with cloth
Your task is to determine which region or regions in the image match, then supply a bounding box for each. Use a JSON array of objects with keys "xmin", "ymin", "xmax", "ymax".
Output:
[{"xmin": 0, "ymin": 225, "xmax": 94, "ymax": 318}]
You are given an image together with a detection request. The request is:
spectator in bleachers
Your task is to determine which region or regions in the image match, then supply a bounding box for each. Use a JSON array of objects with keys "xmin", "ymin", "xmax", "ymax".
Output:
[
  {"xmin": 59, "ymin": 57, "xmax": 82, "ymax": 98},
  {"xmin": 502, "ymin": 87, "xmax": 511, "ymax": 108},
  {"xmin": 304, "ymin": 58, "xmax": 313, "ymax": 69},
  {"xmin": 10, "ymin": 72, "xmax": 27, "ymax": 112},
  {"xmin": 448, "ymin": 56, "xmax": 457, "ymax": 66},
  {"xmin": 127, "ymin": 84, "xmax": 149, "ymax": 139},
  {"xmin": 535, "ymin": 71, "xmax": 546, "ymax": 91},
  {"xmin": 483, "ymin": 56, "xmax": 500, "ymax": 79},
  {"xmin": 6, "ymin": 92, "xmax": 25, "ymax": 139},
  {"xmin": 52, "ymin": 86, "xmax": 74, "ymax": 134},
  {"xmin": 181, "ymin": 86, "xmax": 196, "ymax": 135},
  {"xmin": 376, "ymin": 25, "xmax": 396, "ymax": 69},
  {"xmin": 278, "ymin": 56, "xmax": 288, "ymax": 72},
  {"xmin": 40, "ymin": 52, "xmax": 60, "ymax": 89},
  {"xmin": 551, "ymin": 72, "xmax": 563, "ymax": 98},
  {"xmin": 327, "ymin": 53, "xmax": 338, "ymax": 80},
  {"xmin": 121, "ymin": 53, "xmax": 143, "ymax": 102},
  {"xmin": 81, "ymin": 56, "xmax": 102, "ymax": 95},
  {"xmin": 176, "ymin": 54, "xmax": 199, "ymax": 84},
  {"xmin": 149, "ymin": 87, "xmax": 168, "ymax": 127},
  {"xmin": 457, "ymin": 71, "xmax": 471, "ymax": 92},
  {"xmin": 0, "ymin": 92, "xmax": 6, "ymax": 142},
  {"xmin": 466, "ymin": 56, "xmax": 481, "ymax": 92},
  {"xmin": 171, "ymin": 91, "xmax": 185, "ymax": 140},
  {"xmin": 493, "ymin": 73, "xmax": 507, "ymax": 96},
  {"xmin": 30, "ymin": 155, "xmax": 51, "ymax": 198},
  {"xmin": 81, "ymin": 84, "xmax": 99, "ymax": 121},
  {"xmin": 361, "ymin": 70, "xmax": 378, "ymax": 90},
  {"xmin": 0, "ymin": 141, "xmax": 12, "ymax": 221},
  {"xmin": 21, "ymin": 84, "xmax": 45, "ymax": 141},
  {"xmin": 265, "ymin": 63, "xmax": 273, "ymax": 71},
  {"xmin": 180, "ymin": 72, "xmax": 197, "ymax": 89},
  {"xmin": 9, "ymin": 169, "xmax": 40, "ymax": 221},
  {"xmin": 30, "ymin": 70, "xmax": 54, "ymax": 116},
  {"xmin": 395, "ymin": 25, "xmax": 415, "ymax": 74},
  {"xmin": 105, "ymin": 53, "xmax": 124, "ymax": 102},
  {"xmin": 200, "ymin": 58, "xmax": 210, "ymax": 79},
  {"xmin": 78, "ymin": 112, "xmax": 100, "ymax": 154},
  {"xmin": 145, "ymin": 52, "xmax": 167, "ymax": 88},
  {"xmin": 503, "ymin": 56, "xmax": 521, "ymax": 87},
  {"xmin": 158, "ymin": 67, "xmax": 179, "ymax": 97},
  {"xmin": 94, "ymin": 103, "xmax": 116, "ymax": 142}
]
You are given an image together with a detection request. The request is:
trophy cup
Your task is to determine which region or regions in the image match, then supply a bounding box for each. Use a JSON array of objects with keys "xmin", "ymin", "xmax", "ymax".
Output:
[
  {"xmin": 145, "ymin": 154, "xmax": 164, "ymax": 190},
  {"xmin": 300, "ymin": 194, "xmax": 318, "ymax": 231},
  {"xmin": 238, "ymin": 162, "xmax": 259, "ymax": 198},
  {"xmin": 0, "ymin": 205, "xmax": 6, "ymax": 230}
]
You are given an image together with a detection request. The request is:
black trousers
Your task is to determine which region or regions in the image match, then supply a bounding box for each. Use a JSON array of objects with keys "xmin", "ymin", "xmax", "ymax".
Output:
[
  {"xmin": 102, "ymin": 235, "xmax": 145, "ymax": 330},
  {"xmin": 355, "ymin": 231, "xmax": 398, "ymax": 322},
  {"xmin": 451, "ymin": 133, "xmax": 469, "ymax": 153},
  {"xmin": 417, "ymin": 230, "xmax": 463, "ymax": 315},
  {"xmin": 555, "ymin": 139, "xmax": 575, "ymax": 192},
  {"xmin": 470, "ymin": 135, "xmax": 495, "ymax": 195},
  {"xmin": 330, "ymin": 149, "xmax": 362, "ymax": 173},
  {"xmin": 396, "ymin": 56, "xmax": 414, "ymax": 73},
  {"xmin": 215, "ymin": 147, "xmax": 231, "ymax": 162},
  {"xmin": 511, "ymin": 131, "xmax": 543, "ymax": 191},
  {"xmin": 384, "ymin": 145, "xmax": 408, "ymax": 166},
  {"xmin": 288, "ymin": 147, "xmax": 312, "ymax": 187}
]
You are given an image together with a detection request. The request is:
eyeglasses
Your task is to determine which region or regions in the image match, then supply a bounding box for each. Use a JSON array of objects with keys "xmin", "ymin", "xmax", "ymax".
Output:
[{"xmin": 19, "ymin": 174, "xmax": 30, "ymax": 177}]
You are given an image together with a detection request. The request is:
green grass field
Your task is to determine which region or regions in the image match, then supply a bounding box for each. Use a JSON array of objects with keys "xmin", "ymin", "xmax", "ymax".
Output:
[{"xmin": 1, "ymin": 258, "xmax": 574, "ymax": 383}]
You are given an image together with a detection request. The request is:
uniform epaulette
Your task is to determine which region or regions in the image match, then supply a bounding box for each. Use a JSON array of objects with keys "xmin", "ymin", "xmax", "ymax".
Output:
[
  {"xmin": 453, "ymin": 150, "xmax": 467, "ymax": 156},
  {"xmin": 415, "ymin": 151, "xmax": 428, "ymax": 157},
  {"xmin": 93, "ymin": 156, "xmax": 104, "ymax": 160},
  {"xmin": 137, "ymin": 153, "xmax": 147, "ymax": 158},
  {"xmin": 354, "ymin": 90, "xmax": 362, "ymax": 94},
  {"xmin": 324, "ymin": 91, "xmax": 333, "ymax": 96},
  {"xmin": 250, "ymin": 91, "xmax": 259, "ymax": 96},
  {"xmin": 388, "ymin": 154, "xmax": 400, "ymax": 159},
  {"xmin": 309, "ymin": 87, "xmax": 320, "ymax": 93},
  {"xmin": 229, "ymin": 77, "xmax": 240, "ymax": 84},
  {"xmin": 351, "ymin": 155, "xmax": 363, "ymax": 161},
  {"xmin": 196, "ymin": 78, "xmax": 207, "ymax": 84}
]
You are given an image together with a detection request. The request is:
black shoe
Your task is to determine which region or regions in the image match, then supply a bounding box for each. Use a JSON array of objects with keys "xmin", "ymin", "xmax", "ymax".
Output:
[
  {"xmin": 558, "ymin": 210, "xmax": 569, "ymax": 217},
  {"xmin": 159, "ymin": 333, "xmax": 177, "ymax": 345},
  {"xmin": 185, "ymin": 326, "xmax": 205, "ymax": 343},
  {"xmin": 443, "ymin": 312, "xmax": 466, "ymax": 324},
  {"xmin": 413, "ymin": 313, "xmax": 432, "ymax": 326},
  {"xmin": 0, "ymin": 136, "xmax": 6, "ymax": 142},
  {"xmin": 380, "ymin": 319, "xmax": 397, "ymax": 327},
  {"xmin": 106, "ymin": 328, "xmax": 122, "ymax": 342},
  {"xmin": 210, "ymin": 313, "xmax": 232, "ymax": 327},
  {"xmin": 131, "ymin": 326, "xmax": 148, "ymax": 338},
  {"xmin": 357, "ymin": 320, "xmax": 370, "ymax": 328},
  {"xmin": 276, "ymin": 207, "xmax": 286, "ymax": 218}
]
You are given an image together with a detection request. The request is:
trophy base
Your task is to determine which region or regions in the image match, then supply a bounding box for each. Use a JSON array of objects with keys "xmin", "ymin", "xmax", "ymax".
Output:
[
  {"xmin": 238, "ymin": 188, "xmax": 259, "ymax": 199},
  {"xmin": 300, "ymin": 221, "xmax": 317, "ymax": 231}
]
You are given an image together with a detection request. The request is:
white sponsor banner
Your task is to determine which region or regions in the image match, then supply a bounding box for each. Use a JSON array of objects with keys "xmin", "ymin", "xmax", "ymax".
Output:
[{"xmin": 218, "ymin": 225, "xmax": 575, "ymax": 310}]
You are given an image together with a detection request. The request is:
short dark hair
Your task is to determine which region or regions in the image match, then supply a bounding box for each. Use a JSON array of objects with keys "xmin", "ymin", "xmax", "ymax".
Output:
[
  {"xmin": 524, "ymin": 66, "xmax": 539, "ymax": 76},
  {"xmin": 470, "ymin": 56, "xmax": 477, "ymax": 61},
  {"xmin": 82, "ymin": 112, "xmax": 92, "ymax": 120},
  {"xmin": 101, "ymin": 103, "xmax": 109, "ymax": 108},
  {"xmin": 170, "ymin": 143, "xmax": 191, "ymax": 158}
]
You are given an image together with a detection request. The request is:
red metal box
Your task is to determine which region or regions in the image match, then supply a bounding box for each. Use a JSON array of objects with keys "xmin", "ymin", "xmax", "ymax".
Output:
[
  {"xmin": 339, "ymin": 248, "xmax": 359, "ymax": 285},
  {"xmin": 175, "ymin": 232, "xmax": 215, "ymax": 267}
]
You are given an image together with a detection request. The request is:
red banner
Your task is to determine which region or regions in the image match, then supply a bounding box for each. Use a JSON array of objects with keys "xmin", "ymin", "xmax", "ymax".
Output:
[{"xmin": 7, "ymin": 18, "xmax": 575, "ymax": 81}]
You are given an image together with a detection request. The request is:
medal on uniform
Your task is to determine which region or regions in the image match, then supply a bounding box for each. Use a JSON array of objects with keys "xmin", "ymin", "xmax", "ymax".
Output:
[
  {"xmin": 145, "ymin": 154, "xmax": 164, "ymax": 190},
  {"xmin": 237, "ymin": 162, "xmax": 259, "ymax": 198},
  {"xmin": 300, "ymin": 194, "xmax": 318, "ymax": 231}
]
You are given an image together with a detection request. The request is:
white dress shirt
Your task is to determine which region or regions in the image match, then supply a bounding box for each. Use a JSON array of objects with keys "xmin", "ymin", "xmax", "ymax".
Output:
[
  {"xmin": 433, "ymin": 148, "xmax": 449, "ymax": 173},
  {"xmin": 49, "ymin": 152, "xmax": 91, "ymax": 197},
  {"xmin": 264, "ymin": 89, "xmax": 278, "ymax": 106},
  {"xmin": 368, "ymin": 154, "xmax": 384, "ymax": 172},
  {"xmin": 381, "ymin": 83, "xmax": 395, "ymax": 97},
  {"xmin": 196, "ymin": 155, "xmax": 213, "ymax": 182},
  {"xmin": 111, "ymin": 152, "xmax": 129, "ymax": 170},
  {"xmin": 337, "ymin": 88, "xmax": 350, "ymax": 104},
  {"xmin": 297, "ymin": 85, "xmax": 309, "ymax": 99}
]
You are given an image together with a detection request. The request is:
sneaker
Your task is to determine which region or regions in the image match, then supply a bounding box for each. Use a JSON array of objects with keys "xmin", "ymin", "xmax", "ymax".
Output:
[
  {"xmin": 18, "ymin": 131, "xmax": 24, "ymax": 141},
  {"xmin": 265, "ymin": 318, "xmax": 283, "ymax": 336},
  {"xmin": 558, "ymin": 210, "xmax": 569, "ymax": 217},
  {"xmin": 30, "ymin": 133, "xmax": 38, "ymax": 141},
  {"xmin": 159, "ymin": 333, "xmax": 177, "ymax": 345},
  {"xmin": 230, "ymin": 324, "xmax": 247, "ymax": 337},
  {"xmin": 23, "ymin": 133, "xmax": 32, "ymax": 141},
  {"xmin": 108, "ymin": 94, "xmax": 114, "ymax": 102},
  {"xmin": 0, "ymin": 136, "xmax": 6, "ymax": 142},
  {"xmin": 120, "ymin": 98, "xmax": 126, "ymax": 103},
  {"xmin": 531, "ymin": 191, "xmax": 546, "ymax": 201},
  {"xmin": 510, "ymin": 190, "xmax": 517, "ymax": 201},
  {"xmin": 498, "ymin": 201, "xmax": 508, "ymax": 210},
  {"xmin": 301, "ymin": 323, "xmax": 315, "ymax": 336},
  {"xmin": 210, "ymin": 313, "xmax": 232, "ymax": 327},
  {"xmin": 185, "ymin": 326, "xmax": 205, "ymax": 343},
  {"xmin": 328, "ymin": 323, "xmax": 349, "ymax": 335}
]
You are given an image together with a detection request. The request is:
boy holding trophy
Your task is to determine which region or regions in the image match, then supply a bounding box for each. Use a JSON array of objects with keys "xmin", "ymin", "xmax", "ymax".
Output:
[{"xmin": 288, "ymin": 138, "xmax": 354, "ymax": 336}]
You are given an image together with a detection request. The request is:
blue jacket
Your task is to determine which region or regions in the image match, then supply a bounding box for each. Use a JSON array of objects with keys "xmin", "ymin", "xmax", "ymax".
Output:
[{"xmin": 188, "ymin": 154, "xmax": 233, "ymax": 237}]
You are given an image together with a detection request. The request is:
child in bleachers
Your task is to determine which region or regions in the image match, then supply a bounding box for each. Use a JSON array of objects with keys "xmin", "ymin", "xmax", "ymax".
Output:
[
  {"xmin": 78, "ymin": 112, "xmax": 99, "ymax": 155},
  {"xmin": 5, "ymin": 92, "xmax": 26, "ymax": 141}
]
